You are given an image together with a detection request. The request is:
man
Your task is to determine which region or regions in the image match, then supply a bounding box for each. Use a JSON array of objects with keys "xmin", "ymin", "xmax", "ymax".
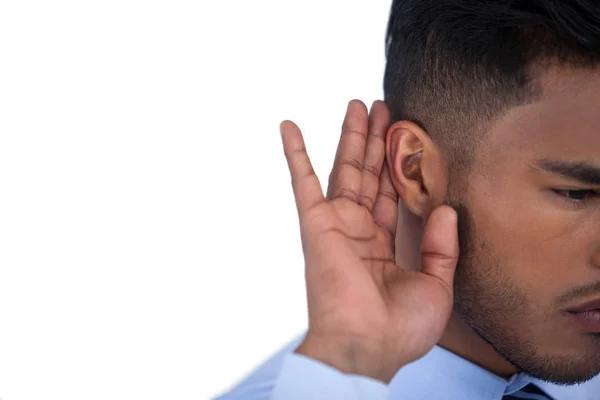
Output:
[{"xmin": 217, "ymin": 0, "xmax": 600, "ymax": 398}]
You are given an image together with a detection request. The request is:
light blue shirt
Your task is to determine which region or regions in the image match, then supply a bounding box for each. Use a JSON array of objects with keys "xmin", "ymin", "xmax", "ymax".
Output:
[{"xmin": 216, "ymin": 333, "xmax": 600, "ymax": 399}]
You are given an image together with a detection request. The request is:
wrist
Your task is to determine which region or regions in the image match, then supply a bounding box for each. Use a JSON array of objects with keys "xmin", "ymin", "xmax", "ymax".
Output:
[{"xmin": 295, "ymin": 332, "xmax": 406, "ymax": 383}]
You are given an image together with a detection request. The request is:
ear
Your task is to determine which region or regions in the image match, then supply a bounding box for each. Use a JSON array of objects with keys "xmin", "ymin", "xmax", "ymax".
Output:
[{"xmin": 385, "ymin": 121, "xmax": 449, "ymax": 218}]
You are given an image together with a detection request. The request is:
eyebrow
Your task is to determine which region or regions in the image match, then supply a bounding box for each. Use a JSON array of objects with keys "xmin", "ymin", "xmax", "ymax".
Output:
[{"xmin": 534, "ymin": 159, "xmax": 600, "ymax": 186}]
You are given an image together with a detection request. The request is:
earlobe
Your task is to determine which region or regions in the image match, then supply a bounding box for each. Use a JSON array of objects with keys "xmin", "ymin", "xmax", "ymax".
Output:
[{"xmin": 386, "ymin": 122, "xmax": 448, "ymax": 218}]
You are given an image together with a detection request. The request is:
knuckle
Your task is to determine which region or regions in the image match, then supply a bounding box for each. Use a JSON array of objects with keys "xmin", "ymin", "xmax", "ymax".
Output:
[
  {"xmin": 285, "ymin": 146, "xmax": 307, "ymax": 159},
  {"xmin": 421, "ymin": 251, "xmax": 458, "ymax": 263},
  {"xmin": 379, "ymin": 189, "xmax": 398, "ymax": 202},
  {"xmin": 341, "ymin": 157, "xmax": 363, "ymax": 171},
  {"xmin": 301, "ymin": 166, "xmax": 316, "ymax": 180},
  {"xmin": 370, "ymin": 131, "xmax": 385, "ymax": 142},
  {"xmin": 358, "ymin": 194, "xmax": 375, "ymax": 209},
  {"xmin": 347, "ymin": 128, "xmax": 367, "ymax": 138},
  {"xmin": 363, "ymin": 163, "xmax": 379, "ymax": 177},
  {"xmin": 337, "ymin": 187, "xmax": 359, "ymax": 202}
]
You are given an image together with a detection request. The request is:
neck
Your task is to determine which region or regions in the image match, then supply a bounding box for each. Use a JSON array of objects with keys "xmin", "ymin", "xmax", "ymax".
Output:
[
  {"xmin": 438, "ymin": 312, "xmax": 518, "ymax": 378},
  {"xmin": 394, "ymin": 203, "xmax": 518, "ymax": 378}
]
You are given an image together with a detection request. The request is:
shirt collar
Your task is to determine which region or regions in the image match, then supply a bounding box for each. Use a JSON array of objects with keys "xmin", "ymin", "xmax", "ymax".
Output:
[{"xmin": 389, "ymin": 345, "xmax": 591, "ymax": 400}]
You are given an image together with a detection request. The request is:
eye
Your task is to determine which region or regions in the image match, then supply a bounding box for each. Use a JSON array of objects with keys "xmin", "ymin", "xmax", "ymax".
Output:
[{"xmin": 553, "ymin": 189, "xmax": 599, "ymax": 203}]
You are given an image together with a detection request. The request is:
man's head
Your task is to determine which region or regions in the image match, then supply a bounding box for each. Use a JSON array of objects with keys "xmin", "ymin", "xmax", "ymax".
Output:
[{"xmin": 383, "ymin": 0, "xmax": 600, "ymax": 384}]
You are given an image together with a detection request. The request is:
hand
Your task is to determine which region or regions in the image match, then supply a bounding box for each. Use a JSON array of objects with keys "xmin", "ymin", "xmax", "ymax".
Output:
[{"xmin": 279, "ymin": 100, "xmax": 459, "ymax": 383}]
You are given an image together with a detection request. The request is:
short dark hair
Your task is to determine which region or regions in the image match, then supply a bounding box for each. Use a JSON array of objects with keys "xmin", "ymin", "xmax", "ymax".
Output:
[{"xmin": 383, "ymin": 0, "xmax": 600, "ymax": 176}]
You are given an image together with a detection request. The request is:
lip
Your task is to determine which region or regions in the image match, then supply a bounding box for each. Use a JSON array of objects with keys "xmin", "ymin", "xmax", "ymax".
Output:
[
  {"xmin": 567, "ymin": 298, "xmax": 600, "ymax": 313},
  {"xmin": 565, "ymin": 310, "xmax": 600, "ymax": 332}
]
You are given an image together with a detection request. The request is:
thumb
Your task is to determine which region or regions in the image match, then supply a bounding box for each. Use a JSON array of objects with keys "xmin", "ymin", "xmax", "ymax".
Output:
[{"xmin": 420, "ymin": 205, "xmax": 459, "ymax": 290}]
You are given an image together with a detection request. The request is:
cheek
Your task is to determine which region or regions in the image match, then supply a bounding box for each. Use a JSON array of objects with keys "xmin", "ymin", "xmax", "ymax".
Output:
[{"xmin": 467, "ymin": 184, "xmax": 584, "ymax": 306}]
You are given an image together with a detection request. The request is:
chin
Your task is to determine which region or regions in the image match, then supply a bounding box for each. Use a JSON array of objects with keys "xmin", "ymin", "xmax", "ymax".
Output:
[
  {"xmin": 524, "ymin": 363, "xmax": 600, "ymax": 385},
  {"xmin": 509, "ymin": 342, "xmax": 600, "ymax": 384}
]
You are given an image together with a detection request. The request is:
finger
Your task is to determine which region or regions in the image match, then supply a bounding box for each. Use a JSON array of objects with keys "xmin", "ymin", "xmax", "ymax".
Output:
[
  {"xmin": 358, "ymin": 100, "xmax": 390, "ymax": 210},
  {"xmin": 280, "ymin": 120, "xmax": 325, "ymax": 216},
  {"xmin": 420, "ymin": 205, "xmax": 460, "ymax": 291},
  {"xmin": 326, "ymin": 100, "xmax": 369, "ymax": 202},
  {"xmin": 372, "ymin": 162, "xmax": 399, "ymax": 236}
]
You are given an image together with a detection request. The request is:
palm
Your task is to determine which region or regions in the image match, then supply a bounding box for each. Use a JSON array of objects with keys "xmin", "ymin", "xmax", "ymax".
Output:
[
  {"xmin": 305, "ymin": 198, "xmax": 453, "ymax": 362},
  {"xmin": 281, "ymin": 100, "xmax": 459, "ymax": 378}
]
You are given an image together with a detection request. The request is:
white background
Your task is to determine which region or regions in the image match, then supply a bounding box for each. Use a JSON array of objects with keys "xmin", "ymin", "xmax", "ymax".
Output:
[{"xmin": 0, "ymin": 1, "xmax": 391, "ymax": 399}]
